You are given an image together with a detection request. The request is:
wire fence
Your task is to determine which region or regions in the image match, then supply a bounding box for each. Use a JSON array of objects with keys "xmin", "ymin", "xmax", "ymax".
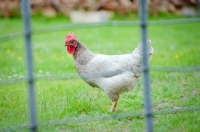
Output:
[
  {"xmin": 0, "ymin": 66, "xmax": 200, "ymax": 86},
  {"xmin": 1, "ymin": 18, "xmax": 200, "ymax": 42},
  {"xmin": 1, "ymin": 0, "xmax": 200, "ymax": 132},
  {"xmin": 1, "ymin": 106, "xmax": 200, "ymax": 132}
]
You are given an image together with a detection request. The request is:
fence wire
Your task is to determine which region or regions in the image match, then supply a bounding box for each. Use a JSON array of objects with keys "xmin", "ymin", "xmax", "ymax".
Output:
[
  {"xmin": 0, "ymin": 18, "xmax": 200, "ymax": 42},
  {"xmin": 1, "ymin": 106, "xmax": 200, "ymax": 132},
  {"xmin": 0, "ymin": 66, "xmax": 200, "ymax": 86}
]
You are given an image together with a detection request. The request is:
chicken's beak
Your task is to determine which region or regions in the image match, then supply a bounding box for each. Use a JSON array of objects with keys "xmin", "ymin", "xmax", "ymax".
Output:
[{"xmin": 64, "ymin": 44, "xmax": 68, "ymax": 46}]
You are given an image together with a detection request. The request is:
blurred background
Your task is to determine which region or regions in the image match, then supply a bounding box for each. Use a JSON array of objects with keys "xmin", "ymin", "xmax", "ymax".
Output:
[{"xmin": 0, "ymin": 0, "xmax": 199, "ymax": 21}]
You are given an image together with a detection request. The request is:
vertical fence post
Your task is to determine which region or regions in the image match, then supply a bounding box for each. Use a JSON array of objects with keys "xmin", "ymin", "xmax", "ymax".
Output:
[
  {"xmin": 139, "ymin": 0, "xmax": 154, "ymax": 132},
  {"xmin": 197, "ymin": 0, "xmax": 200, "ymax": 16},
  {"xmin": 20, "ymin": 0, "xmax": 37, "ymax": 132}
]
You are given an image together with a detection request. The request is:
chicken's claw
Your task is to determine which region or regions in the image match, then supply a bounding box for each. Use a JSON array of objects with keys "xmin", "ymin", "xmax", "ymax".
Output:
[{"xmin": 110, "ymin": 99, "xmax": 119, "ymax": 112}]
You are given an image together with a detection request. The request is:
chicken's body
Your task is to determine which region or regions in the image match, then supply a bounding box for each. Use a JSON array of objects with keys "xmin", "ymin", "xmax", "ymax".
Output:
[{"xmin": 65, "ymin": 34, "xmax": 154, "ymax": 111}]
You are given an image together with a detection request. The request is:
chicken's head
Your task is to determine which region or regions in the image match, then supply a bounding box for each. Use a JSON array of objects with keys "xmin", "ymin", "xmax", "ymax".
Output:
[{"xmin": 65, "ymin": 33, "xmax": 77, "ymax": 54}]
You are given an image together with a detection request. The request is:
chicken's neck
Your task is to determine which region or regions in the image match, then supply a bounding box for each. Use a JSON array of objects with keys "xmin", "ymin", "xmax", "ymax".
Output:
[{"xmin": 73, "ymin": 42, "xmax": 95, "ymax": 65}]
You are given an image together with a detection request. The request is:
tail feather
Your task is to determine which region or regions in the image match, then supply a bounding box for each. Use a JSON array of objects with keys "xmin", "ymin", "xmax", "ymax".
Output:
[{"xmin": 132, "ymin": 40, "xmax": 153, "ymax": 55}]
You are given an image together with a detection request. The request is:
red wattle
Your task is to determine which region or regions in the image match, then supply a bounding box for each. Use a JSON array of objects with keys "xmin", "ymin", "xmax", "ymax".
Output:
[{"xmin": 67, "ymin": 46, "xmax": 75, "ymax": 54}]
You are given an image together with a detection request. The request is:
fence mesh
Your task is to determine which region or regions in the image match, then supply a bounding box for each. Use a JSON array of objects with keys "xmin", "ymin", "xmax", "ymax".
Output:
[
  {"xmin": 1, "ymin": 18, "xmax": 200, "ymax": 42},
  {"xmin": 1, "ymin": 106, "xmax": 200, "ymax": 131},
  {"xmin": 0, "ymin": 0, "xmax": 200, "ymax": 132}
]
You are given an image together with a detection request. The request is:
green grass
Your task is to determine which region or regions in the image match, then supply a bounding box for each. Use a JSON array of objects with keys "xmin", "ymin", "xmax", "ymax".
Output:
[{"xmin": 0, "ymin": 15, "xmax": 200, "ymax": 132}]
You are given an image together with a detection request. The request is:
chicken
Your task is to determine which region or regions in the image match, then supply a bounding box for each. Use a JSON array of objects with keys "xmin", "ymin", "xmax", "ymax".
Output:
[{"xmin": 65, "ymin": 33, "xmax": 154, "ymax": 112}]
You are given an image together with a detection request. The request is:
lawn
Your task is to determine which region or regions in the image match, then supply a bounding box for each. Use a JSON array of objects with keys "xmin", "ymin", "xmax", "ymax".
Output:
[{"xmin": 0, "ymin": 14, "xmax": 200, "ymax": 132}]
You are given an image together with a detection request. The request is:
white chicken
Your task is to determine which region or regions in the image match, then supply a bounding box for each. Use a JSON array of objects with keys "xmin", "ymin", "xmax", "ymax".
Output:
[{"xmin": 65, "ymin": 33, "xmax": 154, "ymax": 112}]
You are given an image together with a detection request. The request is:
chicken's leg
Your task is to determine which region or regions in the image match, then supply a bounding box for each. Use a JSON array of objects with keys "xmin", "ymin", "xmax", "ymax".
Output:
[{"xmin": 110, "ymin": 99, "xmax": 118, "ymax": 112}]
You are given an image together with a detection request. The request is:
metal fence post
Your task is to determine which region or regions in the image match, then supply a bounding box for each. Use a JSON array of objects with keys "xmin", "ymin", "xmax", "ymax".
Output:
[
  {"xmin": 139, "ymin": 0, "xmax": 154, "ymax": 132},
  {"xmin": 20, "ymin": 0, "xmax": 37, "ymax": 132}
]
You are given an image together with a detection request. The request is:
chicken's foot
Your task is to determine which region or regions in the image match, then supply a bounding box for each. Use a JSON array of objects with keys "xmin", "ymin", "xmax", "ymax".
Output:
[{"xmin": 110, "ymin": 99, "xmax": 118, "ymax": 112}]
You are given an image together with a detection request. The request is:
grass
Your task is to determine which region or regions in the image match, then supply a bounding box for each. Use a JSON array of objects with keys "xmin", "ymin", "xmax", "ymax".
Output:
[{"xmin": 0, "ymin": 14, "xmax": 200, "ymax": 132}]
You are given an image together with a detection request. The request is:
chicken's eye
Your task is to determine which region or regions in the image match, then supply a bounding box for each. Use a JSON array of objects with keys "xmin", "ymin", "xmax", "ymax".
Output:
[{"xmin": 64, "ymin": 43, "xmax": 69, "ymax": 46}]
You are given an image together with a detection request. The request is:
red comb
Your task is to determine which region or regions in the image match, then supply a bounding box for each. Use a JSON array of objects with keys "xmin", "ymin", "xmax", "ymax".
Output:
[{"xmin": 66, "ymin": 33, "xmax": 76, "ymax": 43}]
